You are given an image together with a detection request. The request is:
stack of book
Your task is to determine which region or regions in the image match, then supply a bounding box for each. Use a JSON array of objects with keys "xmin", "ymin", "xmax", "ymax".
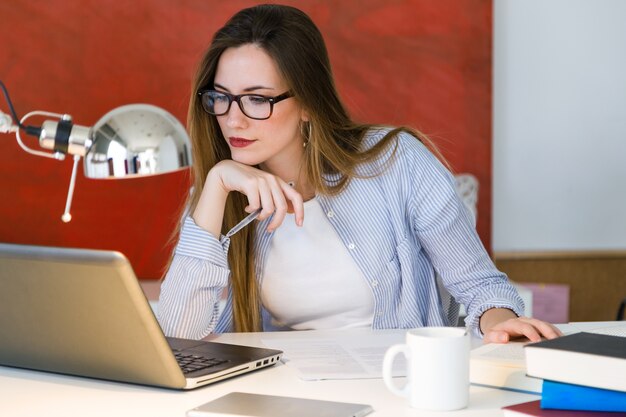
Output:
[{"xmin": 503, "ymin": 328, "xmax": 626, "ymax": 416}]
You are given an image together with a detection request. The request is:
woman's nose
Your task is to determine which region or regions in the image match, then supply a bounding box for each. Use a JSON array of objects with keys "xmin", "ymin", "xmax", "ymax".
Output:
[{"xmin": 226, "ymin": 100, "xmax": 248, "ymax": 128}]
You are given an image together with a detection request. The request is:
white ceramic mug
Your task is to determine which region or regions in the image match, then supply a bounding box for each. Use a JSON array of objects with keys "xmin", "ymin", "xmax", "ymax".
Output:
[{"xmin": 382, "ymin": 327, "xmax": 470, "ymax": 411}]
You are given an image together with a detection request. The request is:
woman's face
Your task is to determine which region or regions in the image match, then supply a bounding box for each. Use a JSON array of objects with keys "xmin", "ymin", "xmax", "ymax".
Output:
[{"xmin": 213, "ymin": 43, "xmax": 307, "ymax": 172}]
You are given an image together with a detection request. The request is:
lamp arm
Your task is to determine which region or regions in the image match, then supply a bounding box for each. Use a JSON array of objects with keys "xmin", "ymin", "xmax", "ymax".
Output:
[
  {"xmin": 0, "ymin": 80, "xmax": 27, "ymax": 131},
  {"xmin": 0, "ymin": 111, "xmax": 17, "ymax": 134},
  {"xmin": 16, "ymin": 110, "xmax": 67, "ymax": 160},
  {"xmin": 1, "ymin": 80, "xmax": 91, "ymax": 160},
  {"xmin": 1, "ymin": 81, "xmax": 48, "ymax": 140},
  {"xmin": 61, "ymin": 155, "xmax": 81, "ymax": 223}
]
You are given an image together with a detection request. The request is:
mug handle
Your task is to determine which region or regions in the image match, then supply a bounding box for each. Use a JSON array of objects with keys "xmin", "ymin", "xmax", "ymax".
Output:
[{"xmin": 382, "ymin": 344, "xmax": 410, "ymax": 398}]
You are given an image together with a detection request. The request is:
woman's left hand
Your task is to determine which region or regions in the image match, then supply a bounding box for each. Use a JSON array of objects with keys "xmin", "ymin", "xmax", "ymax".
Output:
[{"xmin": 480, "ymin": 308, "xmax": 563, "ymax": 344}]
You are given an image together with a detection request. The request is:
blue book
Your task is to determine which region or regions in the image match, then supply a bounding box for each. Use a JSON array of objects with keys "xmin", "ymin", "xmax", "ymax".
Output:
[{"xmin": 541, "ymin": 380, "xmax": 626, "ymax": 413}]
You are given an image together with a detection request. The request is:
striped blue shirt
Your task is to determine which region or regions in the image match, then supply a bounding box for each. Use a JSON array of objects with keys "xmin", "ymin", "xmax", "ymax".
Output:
[{"xmin": 158, "ymin": 128, "xmax": 524, "ymax": 339}]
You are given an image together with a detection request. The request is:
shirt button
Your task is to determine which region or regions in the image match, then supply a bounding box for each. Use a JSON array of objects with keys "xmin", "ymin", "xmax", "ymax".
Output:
[
  {"xmin": 327, "ymin": 210, "xmax": 335, "ymax": 218},
  {"xmin": 371, "ymin": 280, "xmax": 379, "ymax": 287},
  {"xmin": 347, "ymin": 243, "xmax": 356, "ymax": 250}
]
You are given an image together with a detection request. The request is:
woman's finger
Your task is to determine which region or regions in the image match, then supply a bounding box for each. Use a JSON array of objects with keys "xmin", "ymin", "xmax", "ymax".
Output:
[
  {"xmin": 256, "ymin": 178, "xmax": 275, "ymax": 221},
  {"xmin": 514, "ymin": 321, "xmax": 542, "ymax": 342},
  {"xmin": 518, "ymin": 317, "xmax": 562, "ymax": 340},
  {"xmin": 487, "ymin": 317, "xmax": 562, "ymax": 344},
  {"xmin": 483, "ymin": 329, "xmax": 510, "ymax": 344},
  {"xmin": 266, "ymin": 178, "xmax": 289, "ymax": 232},
  {"xmin": 280, "ymin": 181, "xmax": 304, "ymax": 227}
]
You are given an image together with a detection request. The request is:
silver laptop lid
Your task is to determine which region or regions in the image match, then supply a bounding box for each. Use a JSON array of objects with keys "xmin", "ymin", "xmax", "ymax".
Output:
[{"xmin": 0, "ymin": 243, "xmax": 187, "ymax": 388}]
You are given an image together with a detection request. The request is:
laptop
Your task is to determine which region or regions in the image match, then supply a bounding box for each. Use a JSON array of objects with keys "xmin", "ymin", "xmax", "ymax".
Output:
[{"xmin": 0, "ymin": 243, "xmax": 282, "ymax": 390}]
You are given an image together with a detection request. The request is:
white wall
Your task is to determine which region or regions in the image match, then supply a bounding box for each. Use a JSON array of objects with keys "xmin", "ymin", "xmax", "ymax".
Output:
[{"xmin": 493, "ymin": 0, "xmax": 626, "ymax": 251}]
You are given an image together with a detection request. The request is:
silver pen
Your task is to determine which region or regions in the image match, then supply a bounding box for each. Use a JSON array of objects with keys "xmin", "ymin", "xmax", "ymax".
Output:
[{"xmin": 225, "ymin": 208, "xmax": 262, "ymax": 238}]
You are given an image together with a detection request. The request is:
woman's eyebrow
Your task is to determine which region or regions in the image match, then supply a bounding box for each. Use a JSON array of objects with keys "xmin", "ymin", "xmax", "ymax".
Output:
[{"xmin": 214, "ymin": 83, "xmax": 276, "ymax": 92}]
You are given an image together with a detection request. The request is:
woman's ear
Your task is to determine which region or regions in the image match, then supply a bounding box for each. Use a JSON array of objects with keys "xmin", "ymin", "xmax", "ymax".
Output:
[{"xmin": 300, "ymin": 108, "xmax": 310, "ymax": 123}]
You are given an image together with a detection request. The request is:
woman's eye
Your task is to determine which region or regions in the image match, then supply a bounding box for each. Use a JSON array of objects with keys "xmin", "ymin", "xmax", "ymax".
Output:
[{"xmin": 247, "ymin": 96, "xmax": 269, "ymax": 105}]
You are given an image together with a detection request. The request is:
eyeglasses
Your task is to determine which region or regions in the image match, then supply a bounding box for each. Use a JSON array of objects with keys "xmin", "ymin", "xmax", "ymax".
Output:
[{"xmin": 197, "ymin": 89, "xmax": 293, "ymax": 120}]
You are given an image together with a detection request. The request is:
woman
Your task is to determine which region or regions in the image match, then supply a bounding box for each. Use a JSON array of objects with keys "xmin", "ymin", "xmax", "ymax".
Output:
[{"xmin": 158, "ymin": 4, "xmax": 560, "ymax": 343}]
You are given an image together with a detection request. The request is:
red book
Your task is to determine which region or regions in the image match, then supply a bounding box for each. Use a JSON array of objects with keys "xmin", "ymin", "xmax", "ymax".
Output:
[{"xmin": 502, "ymin": 400, "xmax": 626, "ymax": 417}]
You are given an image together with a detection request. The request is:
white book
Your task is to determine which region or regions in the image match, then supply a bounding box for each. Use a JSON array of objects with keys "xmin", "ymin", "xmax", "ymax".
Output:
[{"xmin": 470, "ymin": 341, "xmax": 542, "ymax": 393}]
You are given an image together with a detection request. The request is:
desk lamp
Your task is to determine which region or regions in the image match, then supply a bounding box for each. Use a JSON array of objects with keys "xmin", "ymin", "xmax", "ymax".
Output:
[{"xmin": 0, "ymin": 81, "xmax": 192, "ymax": 222}]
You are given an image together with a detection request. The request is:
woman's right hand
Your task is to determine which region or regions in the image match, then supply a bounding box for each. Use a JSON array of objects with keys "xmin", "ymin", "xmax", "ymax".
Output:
[{"xmin": 193, "ymin": 160, "xmax": 304, "ymax": 237}]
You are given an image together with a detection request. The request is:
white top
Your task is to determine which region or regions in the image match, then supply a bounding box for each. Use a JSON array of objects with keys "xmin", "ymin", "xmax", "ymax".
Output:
[{"xmin": 261, "ymin": 198, "xmax": 375, "ymax": 330}]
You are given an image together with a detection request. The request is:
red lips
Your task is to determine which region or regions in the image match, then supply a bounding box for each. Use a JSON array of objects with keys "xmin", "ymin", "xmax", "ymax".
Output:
[{"xmin": 229, "ymin": 137, "xmax": 256, "ymax": 148}]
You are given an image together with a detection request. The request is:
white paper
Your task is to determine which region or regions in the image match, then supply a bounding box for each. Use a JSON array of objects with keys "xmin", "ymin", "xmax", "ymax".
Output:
[
  {"xmin": 261, "ymin": 330, "xmax": 406, "ymax": 380},
  {"xmin": 471, "ymin": 341, "xmax": 526, "ymax": 364},
  {"xmin": 562, "ymin": 321, "xmax": 626, "ymax": 336}
]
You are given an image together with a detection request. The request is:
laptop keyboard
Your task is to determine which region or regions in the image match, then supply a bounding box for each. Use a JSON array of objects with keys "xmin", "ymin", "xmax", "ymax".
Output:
[{"xmin": 174, "ymin": 352, "xmax": 229, "ymax": 374}]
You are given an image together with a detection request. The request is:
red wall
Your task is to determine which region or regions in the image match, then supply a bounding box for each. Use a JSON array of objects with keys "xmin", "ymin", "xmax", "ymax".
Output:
[{"xmin": 0, "ymin": 0, "xmax": 493, "ymax": 279}]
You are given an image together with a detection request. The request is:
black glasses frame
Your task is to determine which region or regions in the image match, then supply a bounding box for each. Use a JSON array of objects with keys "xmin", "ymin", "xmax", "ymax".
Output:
[{"xmin": 197, "ymin": 89, "xmax": 293, "ymax": 120}]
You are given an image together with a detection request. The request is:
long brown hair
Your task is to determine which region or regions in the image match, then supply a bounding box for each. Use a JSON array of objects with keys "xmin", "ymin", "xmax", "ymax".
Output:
[{"xmin": 184, "ymin": 4, "xmax": 442, "ymax": 332}]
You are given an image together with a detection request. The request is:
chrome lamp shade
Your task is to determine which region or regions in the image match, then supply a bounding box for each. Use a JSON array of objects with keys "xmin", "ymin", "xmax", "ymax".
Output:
[{"xmin": 85, "ymin": 104, "xmax": 191, "ymax": 179}]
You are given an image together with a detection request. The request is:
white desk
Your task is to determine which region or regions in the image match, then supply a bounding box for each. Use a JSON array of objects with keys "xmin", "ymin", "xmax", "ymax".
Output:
[{"xmin": 0, "ymin": 328, "xmax": 541, "ymax": 417}]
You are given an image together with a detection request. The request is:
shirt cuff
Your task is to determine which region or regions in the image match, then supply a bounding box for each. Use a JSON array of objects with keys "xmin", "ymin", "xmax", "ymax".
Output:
[
  {"xmin": 465, "ymin": 299, "xmax": 525, "ymax": 338},
  {"xmin": 175, "ymin": 216, "xmax": 231, "ymax": 268}
]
